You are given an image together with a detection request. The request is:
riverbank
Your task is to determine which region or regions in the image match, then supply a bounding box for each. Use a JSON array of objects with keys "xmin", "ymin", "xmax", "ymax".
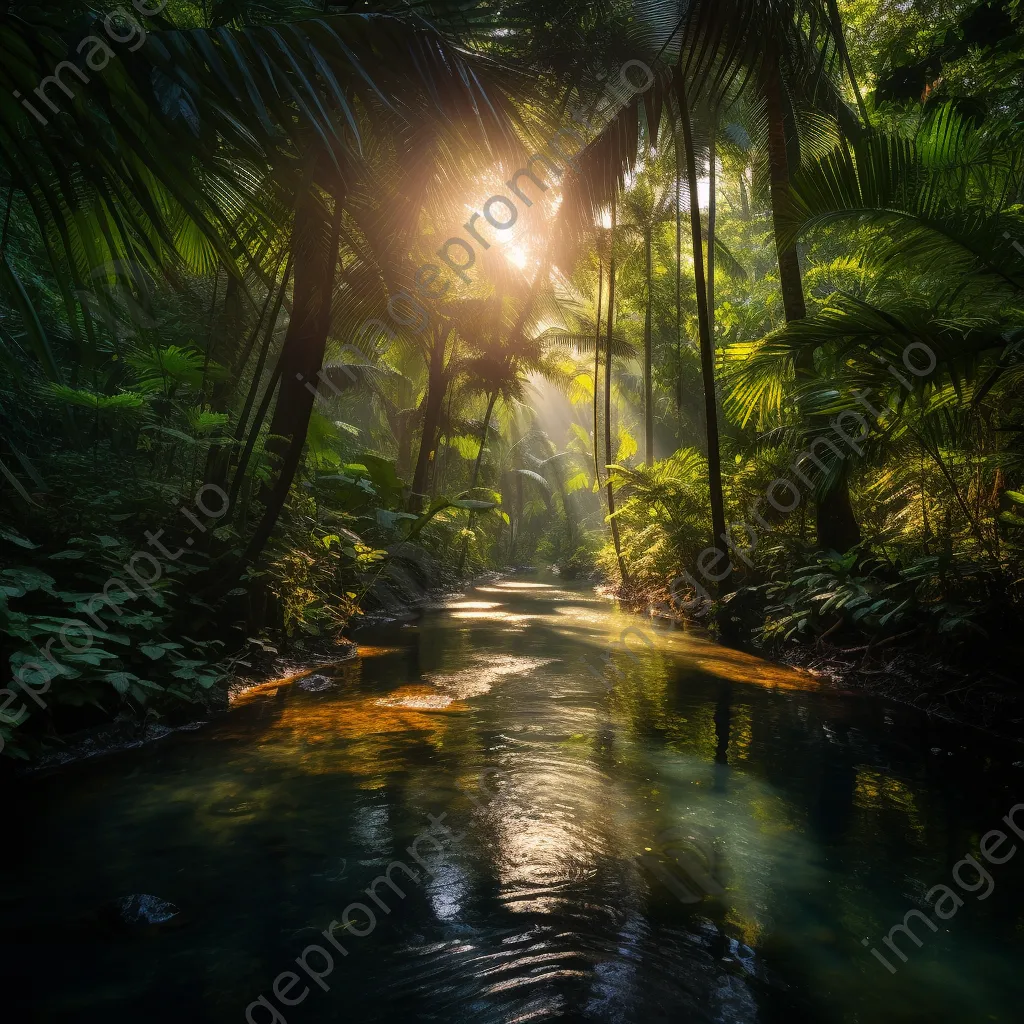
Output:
[
  {"xmin": 614, "ymin": 580, "xmax": 1024, "ymax": 746},
  {"xmin": 774, "ymin": 640, "xmax": 1024, "ymax": 743},
  {"xmin": 12, "ymin": 564, "xmax": 512, "ymax": 772}
]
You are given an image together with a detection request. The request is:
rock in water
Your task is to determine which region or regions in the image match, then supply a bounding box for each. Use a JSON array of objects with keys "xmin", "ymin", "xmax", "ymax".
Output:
[
  {"xmin": 298, "ymin": 674, "xmax": 335, "ymax": 692},
  {"xmin": 116, "ymin": 894, "xmax": 180, "ymax": 926}
]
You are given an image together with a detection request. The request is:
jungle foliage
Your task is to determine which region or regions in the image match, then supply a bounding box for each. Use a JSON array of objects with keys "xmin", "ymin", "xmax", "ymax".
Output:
[{"xmin": 3, "ymin": 0, "xmax": 1023, "ymax": 756}]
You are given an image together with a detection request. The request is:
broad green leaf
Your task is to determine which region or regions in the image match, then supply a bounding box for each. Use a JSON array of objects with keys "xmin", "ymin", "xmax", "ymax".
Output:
[
  {"xmin": 1, "ymin": 568, "xmax": 57, "ymax": 596},
  {"xmin": 105, "ymin": 671, "xmax": 138, "ymax": 694},
  {"xmin": 0, "ymin": 528, "xmax": 38, "ymax": 549}
]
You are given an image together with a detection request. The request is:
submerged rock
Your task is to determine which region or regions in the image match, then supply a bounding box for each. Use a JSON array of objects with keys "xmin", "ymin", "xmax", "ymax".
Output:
[
  {"xmin": 115, "ymin": 894, "xmax": 180, "ymax": 927},
  {"xmin": 298, "ymin": 674, "xmax": 336, "ymax": 692}
]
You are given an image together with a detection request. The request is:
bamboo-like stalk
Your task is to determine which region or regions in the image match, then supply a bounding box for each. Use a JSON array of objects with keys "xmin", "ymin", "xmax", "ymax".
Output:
[
  {"xmin": 605, "ymin": 202, "xmax": 630, "ymax": 587},
  {"xmin": 675, "ymin": 70, "xmax": 728, "ymax": 595},
  {"xmin": 644, "ymin": 224, "xmax": 654, "ymax": 466}
]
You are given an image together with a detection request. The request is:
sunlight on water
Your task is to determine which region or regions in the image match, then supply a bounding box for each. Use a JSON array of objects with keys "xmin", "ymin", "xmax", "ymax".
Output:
[
  {"xmin": 490, "ymin": 581, "xmax": 555, "ymax": 589},
  {"xmin": 426, "ymin": 655, "xmax": 558, "ymax": 699},
  {"xmin": 477, "ymin": 582, "xmax": 555, "ymax": 592}
]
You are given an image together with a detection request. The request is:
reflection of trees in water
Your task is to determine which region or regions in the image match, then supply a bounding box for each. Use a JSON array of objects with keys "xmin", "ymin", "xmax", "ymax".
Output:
[{"xmin": 714, "ymin": 680, "xmax": 732, "ymax": 772}]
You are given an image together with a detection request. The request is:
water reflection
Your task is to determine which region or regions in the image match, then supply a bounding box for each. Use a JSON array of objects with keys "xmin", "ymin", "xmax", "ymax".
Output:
[{"xmin": 9, "ymin": 573, "xmax": 1024, "ymax": 1024}]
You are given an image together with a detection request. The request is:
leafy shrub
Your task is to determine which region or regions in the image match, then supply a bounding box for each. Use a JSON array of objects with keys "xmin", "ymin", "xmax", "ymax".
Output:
[{"xmin": 744, "ymin": 546, "xmax": 1009, "ymax": 649}]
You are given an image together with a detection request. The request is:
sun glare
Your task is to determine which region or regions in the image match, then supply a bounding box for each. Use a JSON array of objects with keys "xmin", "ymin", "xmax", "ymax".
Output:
[{"xmin": 506, "ymin": 244, "xmax": 529, "ymax": 269}]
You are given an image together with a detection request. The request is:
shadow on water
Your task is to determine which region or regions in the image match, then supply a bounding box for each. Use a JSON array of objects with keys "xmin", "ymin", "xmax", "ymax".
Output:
[{"xmin": 6, "ymin": 572, "xmax": 1024, "ymax": 1023}]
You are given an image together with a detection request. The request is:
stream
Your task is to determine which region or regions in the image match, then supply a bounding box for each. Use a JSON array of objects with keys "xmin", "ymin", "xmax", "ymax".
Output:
[{"xmin": 8, "ymin": 574, "xmax": 1024, "ymax": 1022}]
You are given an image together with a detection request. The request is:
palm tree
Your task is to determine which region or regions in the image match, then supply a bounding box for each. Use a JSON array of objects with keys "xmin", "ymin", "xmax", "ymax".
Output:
[
  {"xmin": 674, "ymin": 68, "xmax": 729, "ymax": 590},
  {"xmin": 727, "ymin": 106, "xmax": 1024, "ymax": 562},
  {"xmin": 619, "ymin": 176, "xmax": 676, "ymax": 466},
  {"xmin": 594, "ymin": 241, "xmax": 605, "ymax": 486},
  {"xmin": 541, "ymin": 0, "xmax": 867, "ymax": 567},
  {"xmin": 605, "ymin": 202, "xmax": 632, "ymax": 586}
]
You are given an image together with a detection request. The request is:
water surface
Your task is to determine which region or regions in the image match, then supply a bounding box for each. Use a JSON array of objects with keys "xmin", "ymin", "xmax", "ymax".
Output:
[{"xmin": 8, "ymin": 575, "xmax": 1024, "ymax": 1022}]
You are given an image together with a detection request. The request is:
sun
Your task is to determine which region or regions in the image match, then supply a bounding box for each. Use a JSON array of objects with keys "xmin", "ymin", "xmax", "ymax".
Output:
[{"xmin": 505, "ymin": 243, "xmax": 529, "ymax": 269}]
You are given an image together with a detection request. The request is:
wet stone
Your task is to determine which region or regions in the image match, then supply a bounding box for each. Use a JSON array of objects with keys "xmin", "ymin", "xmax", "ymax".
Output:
[{"xmin": 115, "ymin": 894, "xmax": 180, "ymax": 927}]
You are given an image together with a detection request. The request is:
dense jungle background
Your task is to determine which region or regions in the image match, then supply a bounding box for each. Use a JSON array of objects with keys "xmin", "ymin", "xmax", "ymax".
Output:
[{"xmin": 3, "ymin": 0, "xmax": 1024, "ymax": 758}]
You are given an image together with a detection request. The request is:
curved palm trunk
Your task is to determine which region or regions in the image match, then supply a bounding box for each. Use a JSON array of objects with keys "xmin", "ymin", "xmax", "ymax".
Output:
[
  {"xmin": 434, "ymin": 386, "xmax": 458, "ymax": 500},
  {"xmin": 205, "ymin": 256, "xmax": 291, "ymax": 495},
  {"xmin": 644, "ymin": 227, "xmax": 654, "ymax": 466},
  {"xmin": 470, "ymin": 392, "xmax": 497, "ymax": 488},
  {"xmin": 231, "ymin": 358, "xmax": 283, "ymax": 515},
  {"xmin": 506, "ymin": 417, "xmax": 524, "ymax": 562},
  {"xmin": 200, "ymin": 272, "xmax": 246, "ymax": 493},
  {"xmin": 593, "ymin": 255, "xmax": 603, "ymax": 487},
  {"xmin": 605, "ymin": 204, "xmax": 630, "ymax": 587},
  {"xmin": 763, "ymin": 54, "xmax": 860, "ymax": 553},
  {"xmin": 676, "ymin": 71, "xmax": 729, "ymax": 595},
  {"xmin": 243, "ymin": 184, "xmax": 343, "ymax": 563},
  {"xmin": 232, "ymin": 254, "xmax": 293, "ymax": 460}
]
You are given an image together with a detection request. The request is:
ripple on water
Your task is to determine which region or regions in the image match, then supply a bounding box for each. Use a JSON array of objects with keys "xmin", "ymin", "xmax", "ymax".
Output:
[
  {"xmin": 378, "ymin": 913, "xmax": 763, "ymax": 1024},
  {"xmin": 424, "ymin": 655, "xmax": 558, "ymax": 699}
]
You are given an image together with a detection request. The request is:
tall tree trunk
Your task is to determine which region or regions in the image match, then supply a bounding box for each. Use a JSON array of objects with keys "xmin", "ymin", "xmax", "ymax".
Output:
[
  {"xmin": 243, "ymin": 183, "xmax": 342, "ymax": 563},
  {"xmin": 763, "ymin": 56, "xmax": 807, "ymax": 325},
  {"xmin": 676, "ymin": 70, "xmax": 729, "ymax": 594},
  {"xmin": 815, "ymin": 466, "xmax": 861, "ymax": 552},
  {"xmin": 707, "ymin": 111, "xmax": 717, "ymax": 339},
  {"xmin": 409, "ymin": 330, "xmax": 447, "ymax": 511},
  {"xmin": 458, "ymin": 389, "xmax": 498, "ymax": 572},
  {"xmin": 763, "ymin": 54, "xmax": 861, "ymax": 553},
  {"xmin": 675, "ymin": 134, "xmax": 684, "ymax": 412},
  {"xmin": 738, "ymin": 172, "xmax": 751, "ymax": 221},
  {"xmin": 605, "ymin": 204, "xmax": 630, "ymax": 587},
  {"xmin": 644, "ymin": 227, "xmax": 654, "ymax": 466},
  {"xmin": 593, "ymin": 253, "xmax": 603, "ymax": 487}
]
